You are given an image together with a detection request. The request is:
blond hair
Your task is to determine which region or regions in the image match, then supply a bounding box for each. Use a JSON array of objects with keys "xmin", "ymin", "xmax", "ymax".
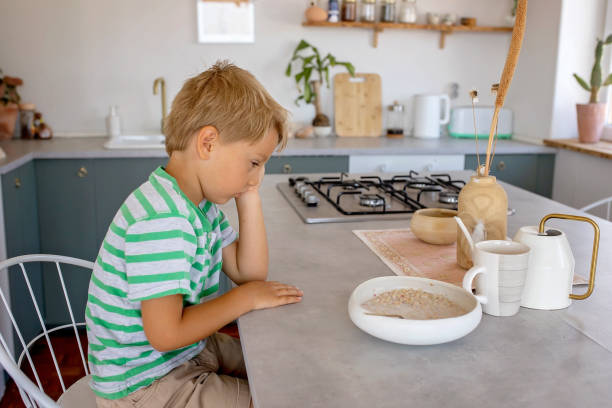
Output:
[{"xmin": 164, "ymin": 61, "xmax": 288, "ymax": 155}]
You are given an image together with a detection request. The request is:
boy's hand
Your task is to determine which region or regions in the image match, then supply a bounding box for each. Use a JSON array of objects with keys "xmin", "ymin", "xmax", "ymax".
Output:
[
  {"xmin": 236, "ymin": 165, "xmax": 265, "ymax": 200},
  {"xmin": 240, "ymin": 281, "xmax": 303, "ymax": 310}
]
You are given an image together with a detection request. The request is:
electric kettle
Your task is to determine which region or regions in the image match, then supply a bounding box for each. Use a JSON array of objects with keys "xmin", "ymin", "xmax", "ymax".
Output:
[
  {"xmin": 413, "ymin": 94, "xmax": 450, "ymax": 139},
  {"xmin": 513, "ymin": 213, "xmax": 600, "ymax": 310}
]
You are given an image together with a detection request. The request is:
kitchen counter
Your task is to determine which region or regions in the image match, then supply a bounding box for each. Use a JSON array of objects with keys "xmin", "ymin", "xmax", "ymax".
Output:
[
  {"xmin": 0, "ymin": 136, "xmax": 556, "ymax": 175},
  {"xmin": 543, "ymin": 138, "xmax": 612, "ymax": 160},
  {"xmin": 221, "ymin": 173, "xmax": 612, "ymax": 408}
]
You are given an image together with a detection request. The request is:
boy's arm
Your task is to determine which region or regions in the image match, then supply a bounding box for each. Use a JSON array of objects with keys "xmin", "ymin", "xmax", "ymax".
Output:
[
  {"xmin": 141, "ymin": 280, "xmax": 302, "ymax": 352},
  {"xmin": 222, "ymin": 189, "xmax": 268, "ymax": 284}
]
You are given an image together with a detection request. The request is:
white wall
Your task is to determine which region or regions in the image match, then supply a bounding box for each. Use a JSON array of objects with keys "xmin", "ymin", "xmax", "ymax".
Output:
[
  {"xmin": 0, "ymin": 0, "xmax": 516, "ymax": 135},
  {"xmin": 504, "ymin": 0, "xmax": 563, "ymax": 141},
  {"xmin": 550, "ymin": 0, "xmax": 607, "ymax": 140}
]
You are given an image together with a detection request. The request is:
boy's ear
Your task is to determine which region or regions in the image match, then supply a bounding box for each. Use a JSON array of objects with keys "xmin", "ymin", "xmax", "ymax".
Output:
[{"xmin": 195, "ymin": 126, "xmax": 219, "ymax": 159}]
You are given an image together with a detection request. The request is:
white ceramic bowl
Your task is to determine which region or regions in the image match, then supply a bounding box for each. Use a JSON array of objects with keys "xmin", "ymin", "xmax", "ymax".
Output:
[
  {"xmin": 348, "ymin": 276, "xmax": 482, "ymax": 345},
  {"xmin": 313, "ymin": 126, "xmax": 332, "ymax": 137}
]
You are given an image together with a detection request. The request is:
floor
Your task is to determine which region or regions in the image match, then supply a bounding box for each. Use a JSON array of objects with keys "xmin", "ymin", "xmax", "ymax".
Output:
[{"xmin": 0, "ymin": 324, "xmax": 240, "ymax": 407}]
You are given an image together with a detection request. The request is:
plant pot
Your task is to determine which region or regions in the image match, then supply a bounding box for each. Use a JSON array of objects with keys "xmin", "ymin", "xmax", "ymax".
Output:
[
  {"xmin": 576, "ymin": 103, "xmax": 606, "ymax": 143},
  {"xmin": 313, "ymin": 126, "xmax": 332, "ymax": 137},
  {"xmin": 0, "ymin": 104, "xmax": 19, "ymax": 140}
]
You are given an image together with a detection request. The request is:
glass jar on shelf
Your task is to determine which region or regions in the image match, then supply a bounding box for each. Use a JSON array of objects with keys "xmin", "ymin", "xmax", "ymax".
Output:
[
  {"xmin": 399, "ymin": 0, "xmax": 417, "ymax": 23},
  {"xmin": 19, "ymin": 103, "xmax": 36, "ymax": 139},
  {"xmin": 381, "ymin": 0, "xmax": 396, "ymax": 23},
  {"xmin": 386, "ymin": 101, "xmax": 405, "ymax": 137},
  {"xmin": 328, "ymin": 0, "xmax": 340, "ymax": 22},
  {"xmin": 361, "ymin": 0, "xmax": 376, "ymax": 22},
  {"xmin": 342, "ymin": 0, "xmax": 357, "ymax": 22}
]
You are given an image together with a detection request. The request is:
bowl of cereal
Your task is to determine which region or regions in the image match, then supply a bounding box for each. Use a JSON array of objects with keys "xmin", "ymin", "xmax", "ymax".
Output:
[{"xmin": 348, "ymin": 276, "xmax": 482, "ymax": 345}]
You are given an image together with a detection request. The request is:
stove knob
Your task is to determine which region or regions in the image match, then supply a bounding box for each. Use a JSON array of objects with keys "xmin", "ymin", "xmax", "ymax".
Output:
[
  {"xmin": 305, "ymin": 193, "xmax": 320, "ymax": 207},
  {"xmin": 295, "ymin": 182, "xmax": 306, "ymax": 194},
  {"xmin": 298, "ymin": 185, "xmax": 309, "ymax": 197},
  {"xmin": 301, "ymin": 188, "xmax": 314, "ymax": 199}
]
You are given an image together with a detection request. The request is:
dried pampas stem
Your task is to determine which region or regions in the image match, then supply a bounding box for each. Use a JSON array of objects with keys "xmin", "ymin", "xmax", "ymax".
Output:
[
  {"xmin": 483, "ymin": 0, "xmax": 528, "ymax": 175},
  {"xmin": 470, "ymin": 89, "xmax": 481, "ymax": 174}
]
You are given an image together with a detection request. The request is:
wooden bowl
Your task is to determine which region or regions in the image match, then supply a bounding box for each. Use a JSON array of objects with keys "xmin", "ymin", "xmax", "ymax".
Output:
[{"xmin": 410, "ymin": 208, "xmax": 458, "ymax": 245}]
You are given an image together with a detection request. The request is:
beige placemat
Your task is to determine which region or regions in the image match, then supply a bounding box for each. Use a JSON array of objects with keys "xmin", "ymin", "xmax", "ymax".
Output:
[{"xmin": 353, "ymin": 228, "xmax": 588, "ymax": 287}]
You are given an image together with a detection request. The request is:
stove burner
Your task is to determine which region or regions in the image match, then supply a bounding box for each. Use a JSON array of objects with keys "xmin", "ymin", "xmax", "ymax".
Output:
[
  {"xmin": 404, "ymin": 181, "xmax": 442, "ymax": 191},
  {"xmin": 359, "ymin": 194, "xmax": 385, "ymax": 208},
  {"xmin": 284, "ymin": 171, "xmax": 463, "ymax": 218},
  {"xmin": 439, "ymin": 191, "xmax": 459, "ymax": 204}
]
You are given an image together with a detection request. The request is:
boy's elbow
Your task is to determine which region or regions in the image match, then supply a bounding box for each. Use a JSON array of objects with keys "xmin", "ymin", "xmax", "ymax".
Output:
[{"xmin": 145, "ymin": 330, "xmax": 179, "ymax": 352}]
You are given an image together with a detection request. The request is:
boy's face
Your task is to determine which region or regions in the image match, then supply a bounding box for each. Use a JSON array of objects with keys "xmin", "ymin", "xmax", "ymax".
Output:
[{"xmin": 199, "ymin": 127, "xmax": 278, "ymax": 204}]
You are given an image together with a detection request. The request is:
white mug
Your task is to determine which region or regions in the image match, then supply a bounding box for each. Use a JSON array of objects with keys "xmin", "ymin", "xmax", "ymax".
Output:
[
  {"xmin": 462, "ymin": 240, "xmax": 531, "ymax": 317},
  {"xmin": 413, "ymin": 94, "xmax": 450, "ymax": 139}
]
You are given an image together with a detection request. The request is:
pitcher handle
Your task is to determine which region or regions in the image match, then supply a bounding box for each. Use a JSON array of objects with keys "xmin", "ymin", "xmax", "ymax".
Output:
[
  {"xmin": 539, "ymin": 213, "xmax": 600, "ymax": 300},
  {"xmin": 440, "ymin": 94, "xmax": 451, "ymax": 125},
  {"xmin": 463, "ymin": 266, "xmax": 487, "ymax": 304}
]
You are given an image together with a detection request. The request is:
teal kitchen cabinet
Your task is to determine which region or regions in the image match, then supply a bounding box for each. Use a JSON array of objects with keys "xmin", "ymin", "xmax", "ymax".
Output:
[
  {"xmin": 464, "ymin": 154, "xmax": 555, "ymax": 198},
  {"xmin": 266, "ymin": 156, "xmax": 349, "ymax": 174},
  {"xmin": 2, "ymin": 162, "xmax": 43, "ymax": 356},
  {"xmin": 36, "ymin": 160, "xmax": 98, "ymax": 325}
]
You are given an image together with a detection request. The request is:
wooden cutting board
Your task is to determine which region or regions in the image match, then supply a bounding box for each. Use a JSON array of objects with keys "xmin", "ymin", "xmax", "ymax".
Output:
[{"xmin": 334, "ymin": 73, "xmax": 382, "ymax": 137}]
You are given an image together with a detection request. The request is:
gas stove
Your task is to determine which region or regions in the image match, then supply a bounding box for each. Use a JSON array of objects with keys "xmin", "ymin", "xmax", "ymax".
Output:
[{"xmin": 277, "ymin": 171, "xmax": 467, "ymax": 224}]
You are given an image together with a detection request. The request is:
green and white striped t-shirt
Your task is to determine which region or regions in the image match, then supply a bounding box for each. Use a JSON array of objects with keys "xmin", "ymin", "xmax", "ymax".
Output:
[{"xmin": 85, "ymin": 166, "xmax": 237, "ymax": 399}]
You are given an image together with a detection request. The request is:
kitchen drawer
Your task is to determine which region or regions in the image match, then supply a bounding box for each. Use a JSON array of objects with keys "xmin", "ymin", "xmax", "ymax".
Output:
[
  {"xmin": 349, "ymin": 155, "xmax": 464, "ymax": 173},
  {"xmin": 266, "ymin": 156, "xmax": 349, "ymax": 174},
  {"xmin": 464, "ymin": 154, "xmax": 555, "ymax": 197}
]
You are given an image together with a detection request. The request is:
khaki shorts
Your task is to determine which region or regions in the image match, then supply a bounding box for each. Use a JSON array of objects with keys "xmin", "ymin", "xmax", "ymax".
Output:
[{"xmin": 96, "ymin": 333, "xmax": 251, "ymax": 408}]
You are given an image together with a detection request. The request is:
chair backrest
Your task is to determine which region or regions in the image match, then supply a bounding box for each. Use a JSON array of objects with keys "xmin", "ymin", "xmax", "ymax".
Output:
[
  {"xmin": 0, "ymin": 254, "xmax": 94, "ymax": 408},
  {"xmin": 580, "ymin": 196, "xmax": 612, "ymax": 221}
]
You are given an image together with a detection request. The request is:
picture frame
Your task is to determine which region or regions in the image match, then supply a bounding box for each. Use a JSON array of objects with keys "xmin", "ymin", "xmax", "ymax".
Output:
[{"xmin": 196, "ymin": 0, "xmax": 255, "ymax": 44}]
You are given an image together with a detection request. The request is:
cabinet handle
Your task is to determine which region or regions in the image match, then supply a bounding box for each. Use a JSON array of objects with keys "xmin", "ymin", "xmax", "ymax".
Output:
[
  {"xmin": 14, "ymin": 178, "xmax": 21, "ymax": 188},
  {"xmin": 497, "ymin": 161, "xmax": 506, "ymax": 171},
  {"xmin": 282, "ymin": 164, "xmax": 292, "ymax": 174},
  {"xmin": 77, "ymin": 166, "xmax": 88, "ymax": 178}
]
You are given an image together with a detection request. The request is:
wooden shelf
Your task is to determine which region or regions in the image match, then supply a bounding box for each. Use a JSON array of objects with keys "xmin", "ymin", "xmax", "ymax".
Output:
[
  {"xmin": 302, "ymin": 21, "xmax": 513, "ymax": 49},
  {"xmin": 543, "ymin": 138, "xmax": 612, "ymax": 160}
]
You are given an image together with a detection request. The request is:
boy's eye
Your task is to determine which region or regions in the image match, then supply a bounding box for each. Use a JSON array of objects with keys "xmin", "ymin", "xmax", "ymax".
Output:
[{"xmin": 251, "ymin": 161, "xmax": 260, "ymax": 168}]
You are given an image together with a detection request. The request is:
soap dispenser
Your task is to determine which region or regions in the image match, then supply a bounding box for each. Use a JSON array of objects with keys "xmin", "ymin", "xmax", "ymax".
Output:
[{"xmin": 106, "ymin": 105, "xmax": 121, "ymax": 139}]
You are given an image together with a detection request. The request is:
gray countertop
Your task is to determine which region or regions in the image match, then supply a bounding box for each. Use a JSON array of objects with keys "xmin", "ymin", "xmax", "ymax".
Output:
[
  {"xmin": 221, "ymin": 173, "xmax": 612, "ymax": 408},
  {"xmin": 0, "ymin": 136, "xmax": 556, "ymax": 175}
]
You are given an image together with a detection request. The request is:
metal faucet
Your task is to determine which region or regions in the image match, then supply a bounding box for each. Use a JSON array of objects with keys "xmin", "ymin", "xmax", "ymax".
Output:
[{"xmin": 153, "ymin": 77, "xmax": 167, "ymax": 133}]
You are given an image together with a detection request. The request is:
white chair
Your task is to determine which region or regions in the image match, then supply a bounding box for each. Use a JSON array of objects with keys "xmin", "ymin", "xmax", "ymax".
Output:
[
  {"xmin": 0, "ymin": 254, "xmax": 96, "ymax": 408},
  {"xmin": 581, "ymin": 196, "xmax": 612, "ymax": 221}
]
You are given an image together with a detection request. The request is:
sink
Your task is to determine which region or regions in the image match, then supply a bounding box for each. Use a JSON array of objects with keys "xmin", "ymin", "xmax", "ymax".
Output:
[{"xmin": 103, "ymin": 134, "xmax": 165, "ymax": 149}]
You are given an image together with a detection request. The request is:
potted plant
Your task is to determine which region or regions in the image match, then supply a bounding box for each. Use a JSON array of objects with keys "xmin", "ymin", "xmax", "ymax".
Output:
[
  {"xmin": 0, "ymin": 69, "xmax": 23, "ymax": 139},
  {"xmin": 573, "ymin": 34, "xmax": 612, "ymax": 143},
  {"xmin": 285, "ymin": 39, "xmax": 355, "ymax": 137}
]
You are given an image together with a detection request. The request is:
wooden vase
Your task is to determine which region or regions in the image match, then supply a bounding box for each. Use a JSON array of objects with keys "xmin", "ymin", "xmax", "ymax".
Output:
[{"xmin": 456, "ymin": 175, "xmax": 508, "ymax": 269}]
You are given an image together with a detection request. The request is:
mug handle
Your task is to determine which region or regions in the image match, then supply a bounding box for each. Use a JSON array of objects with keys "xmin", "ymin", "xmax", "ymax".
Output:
[
  {"xmin": 463, "ymin": 265, "xmax": 487, "ymax": 304},
  {"xmin": 539, "ymin": 213, "xmax": 600, "ymax": 300}
]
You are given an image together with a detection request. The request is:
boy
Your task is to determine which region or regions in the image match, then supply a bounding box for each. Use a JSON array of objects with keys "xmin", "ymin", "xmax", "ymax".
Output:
[{"xmin": 86, "ymin": 61, "xmax": 303, "ymax": 407}]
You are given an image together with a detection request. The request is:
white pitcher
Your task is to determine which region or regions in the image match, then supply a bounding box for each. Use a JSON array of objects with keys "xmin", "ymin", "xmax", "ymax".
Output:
[
  {"xmin": 413, "ymin": 94, "xmax": 450, "ymax": 139},
  {"xmin": 513, "ymin": 213, "xmax": 600, "ymax": 310}
]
